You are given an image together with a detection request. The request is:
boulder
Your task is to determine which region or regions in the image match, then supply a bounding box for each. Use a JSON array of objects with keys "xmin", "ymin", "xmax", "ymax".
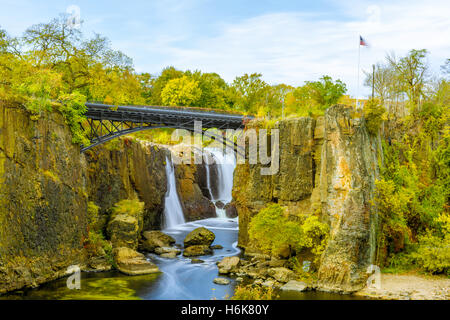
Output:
[
  {"xmin": 141, "ymin": 231, "xmax": 176, "ymax": 252},
  {"xmin": 217, "ymin": 256, "xmax": 240, "ymax": 274},
  {"xmin": 269, "ymin": 258, "xmax": 288, "ymax": 268},
  {"xmin": 214, "ymin": 278, "xmax": 230, "ymax": 285},
  {"xmin": 183, "ymin": 227, "xmax": 215, "ymax": 247},
  {"xmin": 107, "ymin": 214, "xmax": 140, "ymax": 249},
  {"xmin": 211, "ymin": 245, "xmax": 223, "ymax": 249},
  {"xmin": 183, "ymin": 245, "xmax": 212, "ymax": 257},
  {"xmin": 155, "ymin": 247, "xmax": 181, "ymax": 256},
  {"xmin": 280, "ymin": 280, "xmax": 308, "ymax": 292},
  {"xmin": 160, "ymin": 252, "xmax": 178, "ymax": 259},
  {"xmin": 224, "ymin": 202, "xmax": 238, "ymax": 218},
  {"xmin": 262, "ymin": 280, "xmax": 276, "ymax": 288},
  {"xmin": 215, "ymin": 201, "xmax": 225, "ymax": 209},
  {"xmin": 114, "ymin": 247, "xmax": 160, "ymax": 275},
  {"xmin": 88, "ymin": 256, "xmax": 112, "ymax": 272},
  {"xmin": 267, "ymin": 267, "xmax": 295, "ymax": 283},
  {"xmin": 191, "ymin": 258, "xmax": 204, "ymax": 264}
]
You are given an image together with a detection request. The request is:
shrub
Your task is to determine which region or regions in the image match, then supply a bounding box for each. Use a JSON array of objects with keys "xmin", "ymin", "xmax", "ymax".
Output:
[
  {"xmin": 248, "ymin": 204, "xmax": 329, "ymax": 260},
  {"xmin": 363, "ymin": 98, "xmax": 385, "ymax": 135},
  {"xmin": 231, "ymin": 285, "xmax": 277, "ymax": 300},
  {"xmin": 84, "ymin": 230, "xmax": 112, "ymax": 260},
  {"xmin": 87, "ymin": 201, "xmax": 100, "ymax": 231},
  {"xmin": 411, "ymin": 232, "xmax": 450, "ymax": 275},
  {"xmin": 110, "ymin": 199, "xmax": 145, "ymax": 218},
  {"xmin": 57, "ymin": 92, "xmax": 89, "ymax": 145}
]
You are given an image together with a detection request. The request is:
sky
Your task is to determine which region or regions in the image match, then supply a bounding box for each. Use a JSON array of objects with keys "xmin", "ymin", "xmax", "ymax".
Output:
[{"xmin": 1, "ymin": 0, "xmax": 449, "ymax": 98}]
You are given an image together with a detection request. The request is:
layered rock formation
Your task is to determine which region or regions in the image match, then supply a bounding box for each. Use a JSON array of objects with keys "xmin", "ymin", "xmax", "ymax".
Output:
[
  {"xmin": 232, "ymin": 105, "xmax": 381, "ymax": 293},
  {"xmin": 0, "ymin": 102, "xmax": 216, "ymax": 293},
  {"xmin": 0, "ymin": 103, "xmax": 88, "ymax": 293},
  {"xmin": 85, "ymin": 139, "xmax": 168, "ymax": 232},
  {"xmin": 174, "ymin": 162, "xmax": 216, "ymax": 221}
]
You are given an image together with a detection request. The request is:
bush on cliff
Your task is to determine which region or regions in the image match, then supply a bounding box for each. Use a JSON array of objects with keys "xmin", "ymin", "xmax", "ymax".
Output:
[
  {"xmin": 363, "ymin": 98, "xmax": 385, "ymax": 135},
  {"xmin": 248, "ymin": 204, "xmax": 329, "ymax": 260}
]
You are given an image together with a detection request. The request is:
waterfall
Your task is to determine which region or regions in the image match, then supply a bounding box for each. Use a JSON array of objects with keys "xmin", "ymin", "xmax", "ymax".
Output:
[
  {"xmin": 163, "ymin": 155, "xmax": 185, "ymax": 229},
  {"xmin": 204, "ymin": 148, "xmax": 236, "ymax": 218}
]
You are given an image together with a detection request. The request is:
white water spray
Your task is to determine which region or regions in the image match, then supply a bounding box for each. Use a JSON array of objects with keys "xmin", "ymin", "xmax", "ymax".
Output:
[
  {"xmin": 163, "ymin": 155, "xmax": 185, "ymax": 229},
  {"xmin": 204, "ymin": 148, "xmax": 236, "ymax": 218}
]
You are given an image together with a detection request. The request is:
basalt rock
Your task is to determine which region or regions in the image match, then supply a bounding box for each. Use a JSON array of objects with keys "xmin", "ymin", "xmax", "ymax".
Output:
[
  {"xmin": 224, "ymin": 202, "xmax": 238, "ymax": 218},
  {"xmin": 140, "ymin": 231, "xmax": 176, "ymax": 252},
  {"xmin": 85, "ymin": 139, "xmax": 168, "ymax": 232},
  {"xmin": 316, "ymin": 105, "xmax": 379, "ymax": 293},
  {"xmin": 113, "ymin": 247, "xmax": 160, "ymax": 275},
  {"xmin": 0, "ymin": 103, "xmax": 88, "ymax": 294},
  {"xmin": 174, "ymin": 162, "xmax": 216, "ymax": 221},
  {"xmin": 232, "ymin": 105, "xmax": 381, "ymax": 293},
  {"xmin": 217, "ymin": 256, "xmax": 240, "ymax": 274},
  {"xmin": 183, "ymin": 227, "xmax": 215, "ymax": 247},
  {"xmin": 183, "ymin": 245, "xmax": 212, "ymax": 257}
]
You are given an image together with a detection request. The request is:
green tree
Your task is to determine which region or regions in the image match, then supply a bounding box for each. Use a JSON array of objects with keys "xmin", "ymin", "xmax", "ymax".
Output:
[
  {"xmin": 388, "ymin": 49, "xmax": 429, "ymax": 108},
  {"xmin": 305, "ymin": 75, "xmax": 347, "ymax": 108},
  {"xmin": 230, "ymin": 73, "xmax": 269, "ymax": 113},
  {"xmin": 161, "ymin": 75, "xmax": 202, "ymax": 106},
  {"xmin": 149, "ymin": 66, "xmax": 184, "ymax": 105}
]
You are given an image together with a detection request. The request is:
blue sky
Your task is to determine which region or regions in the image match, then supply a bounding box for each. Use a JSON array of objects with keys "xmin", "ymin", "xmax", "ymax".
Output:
[{"xmin": 1, "ymin": 0, "xmax": 449, "ymax": 98}]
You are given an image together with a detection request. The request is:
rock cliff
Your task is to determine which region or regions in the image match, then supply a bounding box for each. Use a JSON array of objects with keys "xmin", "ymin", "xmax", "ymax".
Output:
[
  {"xmin": 232, "ymin": 105, "xmax": 381, "ymax": 293},
  {"xmin": 85, "ymin": 138, "xmax": 168, "ymax": 231},
  {"xmin": 0, "ymin": 102, "xmax": 88, "ymax": 293}
]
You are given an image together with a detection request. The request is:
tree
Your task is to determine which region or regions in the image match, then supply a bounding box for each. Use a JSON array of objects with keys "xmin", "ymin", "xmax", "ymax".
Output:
[
  {"xmin": 305, "ymin": 75, "xmax": 347, "ymax": 108},
  {"xmin": 149, "ymin": 66, "xmax": 184, "ymax": 105},
  {"xmin": 188, "ymin": 71, "xmax": 229, "ymax": 109},
  {"xmin": 161, "ymin": 75, "xmax": 202, "ymax": 106},
  {"xmin": 388, "ymin": 49, "xmax": 429, "ymax": 108},
  {"xmin": 230, "ymin": 73, "xmax": 269, "ymax": 113}
]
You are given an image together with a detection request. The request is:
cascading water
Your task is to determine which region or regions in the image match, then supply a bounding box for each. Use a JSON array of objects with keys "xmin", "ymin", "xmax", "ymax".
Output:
[
  {"xmin": 163, "ymin": 155, "xmax": 185, "ymax": 229},
  {"xmin": 204, "ymin": 148, "xmax": 236, "ymax": 218}
]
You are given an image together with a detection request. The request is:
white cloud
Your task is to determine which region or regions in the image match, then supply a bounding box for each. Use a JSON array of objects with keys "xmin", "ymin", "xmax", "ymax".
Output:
[{"xmin": 134, "ymin": 0, "xmax": 450, "ymax": 98}]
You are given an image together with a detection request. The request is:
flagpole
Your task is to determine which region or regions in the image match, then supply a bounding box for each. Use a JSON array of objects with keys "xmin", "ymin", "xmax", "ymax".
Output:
[{"xmin": 356, "ymin": 39, "xmax": 361, "ymax": 109}]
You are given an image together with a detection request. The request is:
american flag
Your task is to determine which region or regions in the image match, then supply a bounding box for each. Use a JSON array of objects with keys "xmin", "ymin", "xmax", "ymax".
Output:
[{"xmin": 360, "ymin": 35, "xmax": 368, "ymax": 47}]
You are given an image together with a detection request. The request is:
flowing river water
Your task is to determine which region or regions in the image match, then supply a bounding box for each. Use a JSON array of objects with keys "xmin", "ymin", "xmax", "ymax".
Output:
[{"xmin": 1, "ymin": 148, "xmax": 369, "ymax": 300}]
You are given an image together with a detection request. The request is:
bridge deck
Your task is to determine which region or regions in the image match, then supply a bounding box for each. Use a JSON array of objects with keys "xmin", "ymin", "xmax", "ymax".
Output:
[
  {"xmin": 85, "ymin": 103, "xmax": 250, "ymax": 130},
  {"xmin": 82, "ymin": 103, "xmax": 253, "ymax": 152}
]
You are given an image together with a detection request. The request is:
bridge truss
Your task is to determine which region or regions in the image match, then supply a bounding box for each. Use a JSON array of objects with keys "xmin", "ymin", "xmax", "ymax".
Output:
[{"xmin": 81, "ymin": 103, "xmax": 252, "ymax": 155}]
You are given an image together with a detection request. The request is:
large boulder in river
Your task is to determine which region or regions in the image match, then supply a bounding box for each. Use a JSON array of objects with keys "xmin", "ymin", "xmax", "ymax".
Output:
[
  {"xmin": 141, "ymin": 231, "xmax": 176, "ymax": 252},
  {"xmin": 114, "ymin": 247, "xmax": 160, "ymax": 275},
  {"xmin": 217, "ymin": 256, "xmax": 240, "ymax": 274},
  {"xmin": 183, "ymin": 245, "xmax": 212, "ymax": 257},
  {"xmin": 183, "ymin": 227, "xmax": 215, "ymax": 247},
  {"xmin": 224, "ymin": 202, "xmax": 238, "ymax": 218}
]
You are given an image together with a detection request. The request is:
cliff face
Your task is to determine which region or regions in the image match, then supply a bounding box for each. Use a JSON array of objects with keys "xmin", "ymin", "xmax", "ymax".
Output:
[
  {"xmin": 0, "ymin": 102, "xmax": 216, "ymax": 293},
  {"xmin": 85, "ymin": 139, "xmax": 168, "ymax": 231},
  {"xmin": 233, "ymin": 105, "xmax": 380, "ymax": 293},
  {"xmin": 233, "ymin": 117, "xmax": 316, "ymax": 246},
  {"xmin": 175, "ymin": 162, "xmax": 216, "ymax": 221},
  {"xmin": 0, "ymin": 103, "xmax": 88, "ymax": 293}
]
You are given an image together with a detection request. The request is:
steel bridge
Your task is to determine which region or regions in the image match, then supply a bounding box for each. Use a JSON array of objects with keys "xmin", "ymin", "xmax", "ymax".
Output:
[{"xmin": 81, "ymin": 103, "xmax": 253, "ymax": 153}]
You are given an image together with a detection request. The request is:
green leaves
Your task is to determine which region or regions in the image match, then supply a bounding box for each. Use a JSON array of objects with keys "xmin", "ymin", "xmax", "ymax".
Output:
[
  {"xmin": 248, "ymin": 203, "xmax": 328, "ymax": 261},
  {"xmin": 161, "ymin": 75, "xmax": 202, "ymax": 107}
]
